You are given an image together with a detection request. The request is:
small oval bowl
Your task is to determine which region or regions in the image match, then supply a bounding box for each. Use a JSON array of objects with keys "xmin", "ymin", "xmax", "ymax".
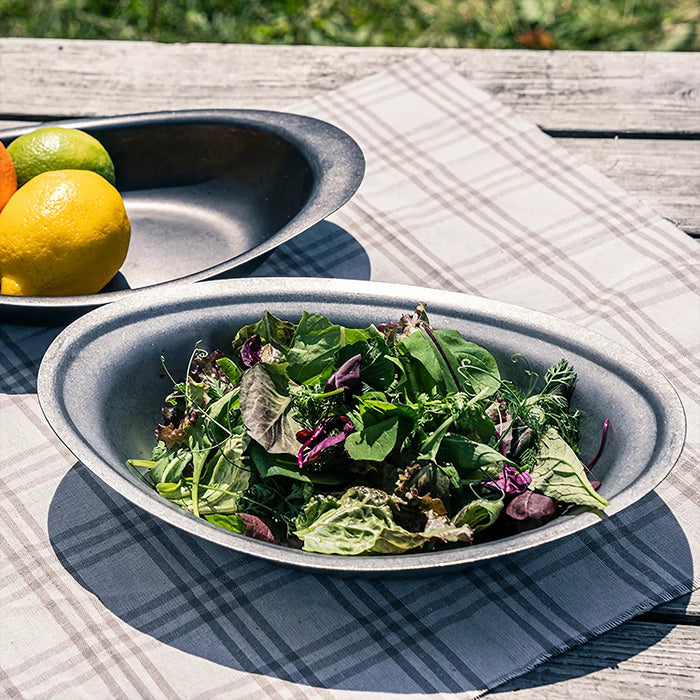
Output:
[
  {"xmin": 37, "ymin": 278, "xmax": 686, "ymax": 577},
  {"xmin": 0, "ymin": 110, "xmax": 365, "ymax": 324}
]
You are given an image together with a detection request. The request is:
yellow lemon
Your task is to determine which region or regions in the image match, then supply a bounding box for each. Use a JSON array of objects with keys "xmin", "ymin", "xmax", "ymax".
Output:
[
  {"xmin": 0, "ymin": 169, "xmax": 130, "ymax": 296},
  {"xmin": 7, "ymin": 127, "xmax": 116, "ymax": 188}
]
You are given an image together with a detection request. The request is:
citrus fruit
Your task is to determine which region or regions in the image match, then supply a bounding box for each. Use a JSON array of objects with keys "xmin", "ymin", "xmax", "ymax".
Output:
[
  {"xmin": 0, "ymin": 169, "xmax": 130, "ymax": 296},
  {"xmin": 7, "ymin": 127, "xmax": 116, "ymax": 188},
  {"xmin": 0, "ymin": 142, "xmax": 17, "ymax": 211}
]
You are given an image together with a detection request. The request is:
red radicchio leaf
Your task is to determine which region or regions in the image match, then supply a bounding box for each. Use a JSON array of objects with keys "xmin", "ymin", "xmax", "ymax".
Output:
[
  {"xmin": 483, "ymin": 465, "xmax": 532, "ymax": 496},
  {"xmin": 506, "ymin": 491, "xmax": 556, "ymax": 521},
  {"xmin": 298, "ymin": 416, "xmax": 354, "ymax": 468},
  {"xmin": 325, "ymin": 353, "xmax": 362, "ymax": 394},
  {"xmin": 236, "ymin": 513, "xmax": 276, "ymax": 543},
  {"xmin": 241, "ymin": 334, "xmax": 262, "ymax": 368}
]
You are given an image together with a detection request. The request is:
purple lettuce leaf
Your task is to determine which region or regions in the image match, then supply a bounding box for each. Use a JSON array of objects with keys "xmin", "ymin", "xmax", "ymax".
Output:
[
  {"xmin": 325, "ymin": 353, "xmax": 362, "ymax": 394},
  {"xmin": 298, "ymin": 415, "xmax": 354, "ymax": 468},
  {"xmin": 505, "ymin": 490, "xmax": 556, "ymax": 520},
  {"xmin": 241, "ymin": 334, "xmax": 262, "ymax": 368},
  {"xmin": 482, "ymin": 464, "xmax": 532, "ymax": 496}
]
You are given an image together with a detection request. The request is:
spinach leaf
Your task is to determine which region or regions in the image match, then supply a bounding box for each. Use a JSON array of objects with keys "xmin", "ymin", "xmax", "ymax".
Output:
[
  {"xmin": 431, "ymin": 329, "xmax": 501, "ymax": 395},
  {"xmin": 529, "ymin": 429, "xmax": 609, "ymax": 509},
  {"xmin": 202, "ymin": 389, "xmax": 240, "ymax": 441},
  {"xmin": 398, "ymin": 328, "xmax": 500, "ymax": 397},
  {"xmin": 438, "ymin": 433, "xmax": 511, "ymax": 478},
  {"xmin": 239, "ymin": 362, "xmax": 302, "ymax": 455},
  {"xmin": 232, "ymin": 310, "xmax": 296, "ymax": 353},
  {"xmin": 216, "ymin": 357, "xmax": 242, "ymax": 385},
  {"xmin": 286, "ymin": 312, "xmax": 343, "ymax": 384},
  {"xmin": 345, "ymin": 415, "xmax": 400, "ymax": 462},
  {"xmin": 248, "ymin": 441, "xmax": 297, "ymax": 478},
  {"xmin": 338, "ymin": 332, "xmax": 398, "ymax": 392},
  {"xmin": 418, "ymin": 416, "xmax": 454, "ymax": 462},
  {"xmin": 399, "ymin": 328, "xmax": 458, "ymax": 394}
]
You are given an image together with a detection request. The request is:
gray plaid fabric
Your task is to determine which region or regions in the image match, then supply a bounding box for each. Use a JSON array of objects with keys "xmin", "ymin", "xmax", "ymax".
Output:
[{"xmin": 1, "ymin": 53, "xmax": 698, "ymax": 699}]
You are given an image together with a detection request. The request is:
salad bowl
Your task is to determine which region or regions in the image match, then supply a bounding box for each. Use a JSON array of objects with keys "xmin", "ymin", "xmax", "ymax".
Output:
[
  {"xmin": 0, "ymin": 111, "xmax": 364, "ymax": 324},
  {"xmin": 37, "ymin": 278, "xmax": 685, "ymax": 575}
]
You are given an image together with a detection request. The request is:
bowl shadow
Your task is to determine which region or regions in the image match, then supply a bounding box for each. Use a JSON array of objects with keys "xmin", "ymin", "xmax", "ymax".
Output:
[{"xmin": 48, "ymin": 462, "xmax": 693, "ymax": 695}]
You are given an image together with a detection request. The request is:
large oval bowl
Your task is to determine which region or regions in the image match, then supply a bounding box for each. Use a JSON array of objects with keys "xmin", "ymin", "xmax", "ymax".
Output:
[
  {"xmin": 0, "ymin": 111, "xmax": 364, "ymax": 324},
  {"xmin": 37, "ymin": 278, "xmax": 685, "ymax": 575}
]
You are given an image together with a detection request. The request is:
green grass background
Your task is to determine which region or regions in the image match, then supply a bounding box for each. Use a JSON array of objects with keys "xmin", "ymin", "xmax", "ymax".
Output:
[{"xmin": 1, "ymin": 0, "xmax": 698, "ymax": 50}]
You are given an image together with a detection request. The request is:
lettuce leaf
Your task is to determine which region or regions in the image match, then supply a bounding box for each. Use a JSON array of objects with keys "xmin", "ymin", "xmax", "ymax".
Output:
[
  {"xmin": 294, "ymin": 487, "xmax": 473, "ymax": 555},
  {"xmin": 286, "ymin": 312, "xmax": 343, "ymax": 384},
  {"xmin": 239, "ymin": 362, "xmax": 302, "ymax": 455},
  {"xmin": 529, "ymin": 429, "xmax": 609, "ymax": 509}
]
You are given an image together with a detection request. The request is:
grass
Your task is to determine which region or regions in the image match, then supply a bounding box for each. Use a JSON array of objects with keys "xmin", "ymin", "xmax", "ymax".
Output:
[{"xmin": 0, "ymin": 0, "xmax": 698, "ymax": 51}]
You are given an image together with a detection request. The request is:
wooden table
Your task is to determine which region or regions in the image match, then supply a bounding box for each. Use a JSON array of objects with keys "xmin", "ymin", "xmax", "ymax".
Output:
[{"xmin": 1, "ymin": 38, "xmax": 698, "ymax": 697}]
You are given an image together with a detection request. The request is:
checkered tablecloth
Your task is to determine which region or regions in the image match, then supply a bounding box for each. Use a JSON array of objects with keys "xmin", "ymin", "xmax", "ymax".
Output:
[{"xmin": 1, "ymin": 53, "xmax": 698, "ymax": 699}]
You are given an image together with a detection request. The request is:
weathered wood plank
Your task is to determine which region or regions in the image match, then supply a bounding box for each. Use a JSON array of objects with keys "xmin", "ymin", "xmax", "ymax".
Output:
[
  {"xmin": 642, "ymin": 589, "xmax": 700, "ymax": 623},
  {"xmin": 558, "ymin": 138, "xmax": 700, "ymax": 236},
  {"xmin": 489, "ymin": 621, "xmax": 700, "ymax": 698},
  {"xmin": 1, "ymin": 39, "xmax": 698, "ymax": 133}
]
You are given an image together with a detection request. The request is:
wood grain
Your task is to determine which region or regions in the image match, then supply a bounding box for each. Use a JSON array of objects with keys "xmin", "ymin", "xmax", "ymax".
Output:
[
  {"xmin": 489, "ymin": 621, "xmax": 700, "ymax": 698},
  {"xmin": 644, "ymin": 589, "xmax": 700, "ymax": 623},
  {"xmin": 558, "ymin": 138, "xmax": 700, "ymax": 236},
  {"xmin": 2, "ymin": 39, "xmax": 699, "ymax": 132}
]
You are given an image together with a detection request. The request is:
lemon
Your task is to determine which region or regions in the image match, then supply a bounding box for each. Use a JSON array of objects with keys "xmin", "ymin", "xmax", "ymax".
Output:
[
  {"xmin": 7, "ymin": 127, "xmax": 116, "ymax": 188},
  {"xmin": 0, "ymin": 170, "xmax": 130, "ymax": 296}
]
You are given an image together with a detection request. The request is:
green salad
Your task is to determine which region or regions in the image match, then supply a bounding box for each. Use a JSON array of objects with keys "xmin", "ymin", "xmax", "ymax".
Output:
[{"xmin": 128, "ymin": 304, "xmax": 609, "ymax": 555}]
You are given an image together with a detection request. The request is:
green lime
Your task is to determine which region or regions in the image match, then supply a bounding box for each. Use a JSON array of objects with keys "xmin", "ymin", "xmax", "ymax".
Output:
[{"xmin": 7, "ymin": 127, "xmax": 116, "ymax": 188}]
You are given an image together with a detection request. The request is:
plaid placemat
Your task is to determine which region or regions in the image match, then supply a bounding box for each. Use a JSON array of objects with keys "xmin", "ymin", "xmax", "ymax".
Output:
[{"xmin": 1, "ymin": 53, "xmax": 698, "ymax": 699}]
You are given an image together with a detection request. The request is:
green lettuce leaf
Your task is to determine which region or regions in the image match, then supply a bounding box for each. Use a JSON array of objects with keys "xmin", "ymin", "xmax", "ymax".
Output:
[
  {"xmin": 294, "ymin": 487, "xmax": 472, "ymax": 555},
  {"xmin": 530, "ymin": 428, "xmax": 609, "ymax": 509},
  {"xmin": 286, "ymin": 312, "xmax": 342, "ymax": 384},
  {"xmin": 204, "ymin": 513, "xmax": 246, "ymax": 533}
]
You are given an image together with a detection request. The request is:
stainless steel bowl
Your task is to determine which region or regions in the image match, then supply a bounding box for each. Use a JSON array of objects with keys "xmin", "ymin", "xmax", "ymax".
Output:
[{"xmin": 1, "ymin": 111, "xmax": 365, "ymax": 324}]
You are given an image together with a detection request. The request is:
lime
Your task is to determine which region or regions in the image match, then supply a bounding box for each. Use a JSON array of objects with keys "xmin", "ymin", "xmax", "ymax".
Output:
[{"xmin": 7, "ymin": 127, "xmax": 116, "ymax": 188}]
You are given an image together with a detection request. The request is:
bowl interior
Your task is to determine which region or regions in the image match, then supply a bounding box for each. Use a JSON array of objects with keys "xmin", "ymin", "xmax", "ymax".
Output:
[{"xmin": 82, "ymin": 122, "xmax": 313, "ymax": 290}]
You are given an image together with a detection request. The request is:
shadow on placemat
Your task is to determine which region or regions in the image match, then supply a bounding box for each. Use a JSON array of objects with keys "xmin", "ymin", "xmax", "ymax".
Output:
[
  {"xmin": 227, "ymin": 220, "xmax": 372, "ymax": 281},
  {"xmin": 48, "ymin": 462, "xmax": 692, "ymax": 695}
]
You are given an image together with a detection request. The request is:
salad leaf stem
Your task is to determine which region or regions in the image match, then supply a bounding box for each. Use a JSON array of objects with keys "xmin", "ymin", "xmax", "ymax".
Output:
[
  {"xmin": 310, "ymin": 387, "xmax": 346, "ymax": 400},
  {"xmin": 421, "ymin": 324, "xmax": 462, "ymax": 391},
  {"xmin": 586, "ymin": 418, "xmax": 611, "ymax": 470}
]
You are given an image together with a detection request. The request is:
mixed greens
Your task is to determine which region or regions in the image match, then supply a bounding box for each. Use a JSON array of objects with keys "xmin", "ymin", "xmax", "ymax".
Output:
[{"xmin": 128, "ymin": 305, "xmax": 609, "ymax": 556}]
